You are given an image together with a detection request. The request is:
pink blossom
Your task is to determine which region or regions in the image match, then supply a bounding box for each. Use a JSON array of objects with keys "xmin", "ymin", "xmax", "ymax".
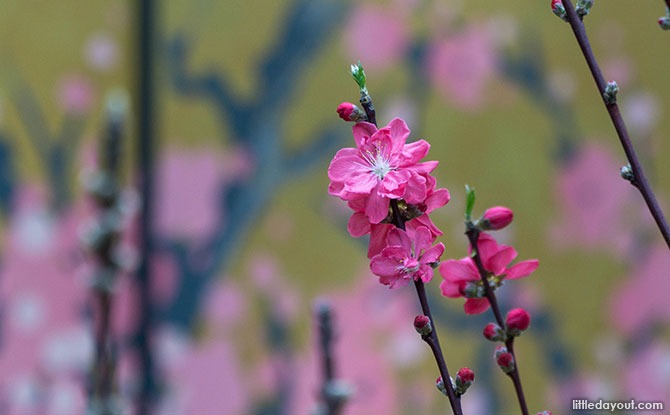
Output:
[
  {"xmin": 370, "ymin": 226, "xmax": 444, "ymax": 288},
  {"xmin": 328, "ymin": 118, "xmax": 438, "ymax": 223},
  {"xmin": 427, "ymin": 26, "xmax": 497, "ymax": 110},
  {"xmin": 439, "ymin": 233, "xmax": 538, "ymax": 314}
]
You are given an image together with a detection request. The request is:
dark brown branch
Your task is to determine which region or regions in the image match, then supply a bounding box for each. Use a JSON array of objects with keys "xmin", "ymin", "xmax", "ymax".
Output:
[
  {"xmin": 561, "ymin": 0, "xmax": 670, "ymax": 249},
  {"xmin": 465, "ymin": 228, "xmax": 529, "ymax": 415}
]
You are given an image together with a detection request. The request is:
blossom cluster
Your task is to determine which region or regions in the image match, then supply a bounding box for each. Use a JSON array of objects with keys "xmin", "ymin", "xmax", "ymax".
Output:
[
  {"xmin": 328, "ymin": 116, "xmax": 538, "ymax": 310},
  {"xmin": 328, "ymin": 117, "xmax": 448, "ymax": 289}
]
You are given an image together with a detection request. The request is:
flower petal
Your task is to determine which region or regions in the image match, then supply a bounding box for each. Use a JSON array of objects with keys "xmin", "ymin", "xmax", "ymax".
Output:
[
  {"xmin": 347, "ymin": 212, "xmax": 370, "ymax": 238},
  {"xmin": 421, "ymin": 242, "xmax": 445, "ymax": 264},
  {"xmin": 439, "ymin": 258, "xmax": 478, "ymax": 282},
  {"xmin": 439, "ymin": 279, "xmax": 463, "ymax": 298},
  {"xmin": 485, "ymin": 245, "xmax": 517, "ymax": 276},
  {"xmin": 365, "ymin": 189, "xmax": 390, "ymax": 223},
  {"xmin": 506, "ymin": 259, "xmax": 539, "ymax": 280},
  {"xmin": 464, "ymin": 298, "xmax": 490, "ymax": 315},
  {"xmin": 352, "ymin": 121, "xmax": 378, "ymax": 147}
]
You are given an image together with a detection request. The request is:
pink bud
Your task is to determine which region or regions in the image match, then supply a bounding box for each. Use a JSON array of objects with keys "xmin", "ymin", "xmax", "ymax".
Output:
[
  {"xmin": 494, "ymin": 345, "xmax": 515, "ymax": 374},
  {"xmin": 454, "ymin": 367, "xmax": 474, "ymax": 396},
  {"xmin": 480, "ymin": 206, "xmax": 513, "ymax": 230},
  {"xmin": 483, "ymin": 322, "xmax": 505, "ymax": 342},
  {"xmin": 435, "ymin": 376, "xmax": 447, "ymax": 396},
  {"xmin": 413, "ymin": 315, "xmax": 432, "ymax": 335},
  {"xmin": 551, "ymin": 0, "xmax": 563, "ymax": 11},
  {"xmin": 336, "ymin": 102, "xmax": 365, "ymax": 122},
  {"xmin": 456, "ymin": 367, "xmax": 474, "ymax": 384},
  {"xmin": 505, "ymin": 308, "xmax": 531, "ymax": 336},
  {"xmin": 536, "ymin": 412, "xmax": 552, "ymax": 415}
]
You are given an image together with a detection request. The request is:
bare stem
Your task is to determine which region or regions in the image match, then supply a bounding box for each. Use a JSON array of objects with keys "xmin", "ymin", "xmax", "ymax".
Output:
[
  {"xmin": 561, "ymin": 0, "xmax": 670, "ymax": 250},
  {"xmin": 465, "ymin": 228, "xmax": 529, "ymax": 415}
]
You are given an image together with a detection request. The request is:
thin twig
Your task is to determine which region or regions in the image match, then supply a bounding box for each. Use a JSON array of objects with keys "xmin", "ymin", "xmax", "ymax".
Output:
[
  {"xmin": 466, "ymin": 229, "xmax": 529, "ymax": 415},
  {"xmin": 136, "ymin": 0, "xmax": 157, "ymax": 412},
  {"xmin": 389, "ymin": 199, "xmax": 463, "ymax": 415},
  {"xmin": 315, "ymin": 302, "xmax": 348, "ymax": 415},
  {"xmin": 561, "ymin": 0, "xmax": 670, "ymax": 249}
]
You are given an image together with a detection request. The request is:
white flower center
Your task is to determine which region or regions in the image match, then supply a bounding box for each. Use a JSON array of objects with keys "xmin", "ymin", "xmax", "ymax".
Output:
[{"xmin": 370, "ymin": 155, "xmax": 392, "ymax": 180}]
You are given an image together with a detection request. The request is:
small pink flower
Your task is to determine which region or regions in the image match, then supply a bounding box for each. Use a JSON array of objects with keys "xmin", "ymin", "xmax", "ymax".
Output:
[
  {"xmin": 328, "ymin": 118, "xmax": 438, "ymax": 223},
  {"xmin": 439, "ymin": 233, "xmax": 538, "ymax": 314},
  {"xmin": 480, "ymin": 206, "xmax": 513, "ymax": 231},
  {"xmin": 370, "ymin": 226, "xmax": 445, "ymax": 289},
  {"xmin": 505, "ymin": 307, "xmax": 531, "ymax": 335}
]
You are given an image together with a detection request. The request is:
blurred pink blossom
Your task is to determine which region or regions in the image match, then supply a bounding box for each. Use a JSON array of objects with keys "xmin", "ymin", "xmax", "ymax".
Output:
[
  {"xmin": 550, "ymin": 142, "xmax": 637, "ymax": 253},
  {"xmin": 162, "ymin": 339, "xmax": 250, "ymax": 415},
  {"xmin": 427, "ymin": 26, "xmax": 497, "ymax": 110},
  {"xmin": 610, "ymin": 246, "xmax": 670, "ymax": 335},
  {"xmin": 343, "ymin": 5, "xmax": 410, "ymax": 71},
  {"xmin": 57, "ymin": 75, "xmax": 95, "ymax": 115}
]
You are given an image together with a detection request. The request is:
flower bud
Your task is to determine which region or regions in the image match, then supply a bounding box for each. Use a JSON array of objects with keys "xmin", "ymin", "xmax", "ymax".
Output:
[
  {"xmin": 480, "ymin": 206, "xmax": 513, "ymax": 231},
  {"xmin": 455, "ymin": 367, "xmax": 474, "ymax": 396},
  {"xmin": 505, "ymin": 308, "xmax": 531, "ymax": 337},
  {"xmin": 536, "ymin": 411, "xmax": 553, "ymax": 415},
  {"xmin": 414, "ymin": 315, "xmax": 432, "ymax": 336},
  {"xmin": 658, "ymin": 16, "xmax": 670, "ymax": 30},
  {"xmin": 551, "ymin": 0, "xmax": 568, "ymax": 22},
  {"xmin": 603, "ymin": 81, "xmax": 619, "ymax": 105},
  {"xmin": 494, "ymin": 345, "xmax": 515, "ymax": 374},
  {"xmin": 620, "ymin": 164, "xmax": 635, "ymax": 182},
  {"xmin": 336, "ymin": 102, "xmax": 366, "ymax": 122},
  {"xmin": 435, "ymin": 376, "xmax": 448, "ymax": 396},
  {"xmin": 483, "ymin": 323, "xmax": 506, "ymax": 342},
  {"xmin": 576, "ymin": 0, "xmax": 594, "ymax": 17}
]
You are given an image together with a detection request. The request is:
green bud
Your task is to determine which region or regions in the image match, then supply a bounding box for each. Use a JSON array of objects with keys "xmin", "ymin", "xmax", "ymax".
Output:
[
  {"xmin": 350, "ymin": 61, "xmax": 368, "ymax": 94},
  {"xmin": 465, "ymin": 185, "xmax": 476, "ymax": 222}
]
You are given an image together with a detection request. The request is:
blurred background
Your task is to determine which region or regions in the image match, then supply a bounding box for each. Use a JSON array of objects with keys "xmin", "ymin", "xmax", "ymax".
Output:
[{"xmin": 0, "ymin": 0, "xmax": 669, "ymax": 414}]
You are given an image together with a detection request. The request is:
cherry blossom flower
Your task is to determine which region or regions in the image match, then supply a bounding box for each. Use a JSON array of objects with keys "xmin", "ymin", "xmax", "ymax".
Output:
[
  {"xmin": 370, "ymin": 226, "xmax": 445, "ymax": 288},
  {"xmin": 328, "ymin": 118, "xmax": 438, "ymax": 223},
  {"xmin": 439, "ymin": 233, "xmax": 538, "ymax": 314}
]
